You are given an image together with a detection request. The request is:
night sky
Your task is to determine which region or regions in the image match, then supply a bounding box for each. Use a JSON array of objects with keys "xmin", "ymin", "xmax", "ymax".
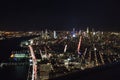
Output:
[{"xmin": 0, "ymin": 0, "xmax": 120, "ymax": 31}]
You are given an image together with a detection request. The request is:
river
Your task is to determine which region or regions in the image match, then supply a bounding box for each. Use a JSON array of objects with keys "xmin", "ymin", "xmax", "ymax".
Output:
[
  {"xmin": 0, "ymin": 65, "xmax": 29, "ymax": 80},
  {"xmin": 0, "ymin": 36, "xmax": 36, "ymax": 80}
]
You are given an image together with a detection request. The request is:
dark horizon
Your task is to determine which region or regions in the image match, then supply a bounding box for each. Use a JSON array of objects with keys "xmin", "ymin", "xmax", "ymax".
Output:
[
  {"xmin": 0, "ymin": 24, "xmax": 120, "ymax": 32},
  {"xmin": 0, "ymin": 0, "xmax": 120, "ymax": 31}
]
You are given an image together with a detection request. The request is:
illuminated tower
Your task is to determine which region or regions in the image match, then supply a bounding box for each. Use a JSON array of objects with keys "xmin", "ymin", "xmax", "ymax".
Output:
[
  {"xmin": 53, "ymin": 30, "xmax": 57, "ymax": 39},
  {"xmin": 45, "ymin": 29, "xmax": 48, "ymax": 39},
  {"xmin": 72, "ymin": 28, "xmax": 76, "ymax": 37},
  {"xmin": 86, "ymin": 27, "xmax": 89, "ymax": 34},
  {"xmin": 41, "ymin": 30, "xmax": 44, "ymax": 38}
]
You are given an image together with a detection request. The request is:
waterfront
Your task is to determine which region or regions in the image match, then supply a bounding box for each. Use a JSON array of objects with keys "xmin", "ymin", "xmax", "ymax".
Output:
[
  {"xmin": 0, "ymin": 65, "xmax": 28, "ymax": 80},
  {"xmin": 0, "ymin": 36, "xmax": 32, "ymax": 80},
  {"xmin": 0, "ymin": 35, "xmax": 37, "ymax": 80},
  {"xmin": 0, "ymin": 35, "xmax": 38, "ymax": 61}
]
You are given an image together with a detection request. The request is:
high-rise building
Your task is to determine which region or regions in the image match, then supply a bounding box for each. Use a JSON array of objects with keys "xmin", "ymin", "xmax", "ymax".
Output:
[
  {"xmin": 86, "ymin": 27, "xmax": 89, "ymax": 34},
  {"xmin": 53, "ymin": 31, "xmax": 57, "ymax": 39}
]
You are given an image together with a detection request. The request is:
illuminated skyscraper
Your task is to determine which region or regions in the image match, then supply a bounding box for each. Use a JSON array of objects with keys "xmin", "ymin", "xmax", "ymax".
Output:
[
  {"xmin": 72, "ymin": 28, "xmax": 76, "ymax": 37},
  {"xmin": 86, "ymin": 27, "xmax": 89, "ymax": 34},
  {"xmin": 41, "ymin": 30, "xmax": 44, "ymax": 38},
  {"xmin": 45, "ymin": 29, "xmax": 48, "ymax": 39},
  {"xmin": 53, "ymin": 31, "xmax": 57, "ymax": 39}
]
